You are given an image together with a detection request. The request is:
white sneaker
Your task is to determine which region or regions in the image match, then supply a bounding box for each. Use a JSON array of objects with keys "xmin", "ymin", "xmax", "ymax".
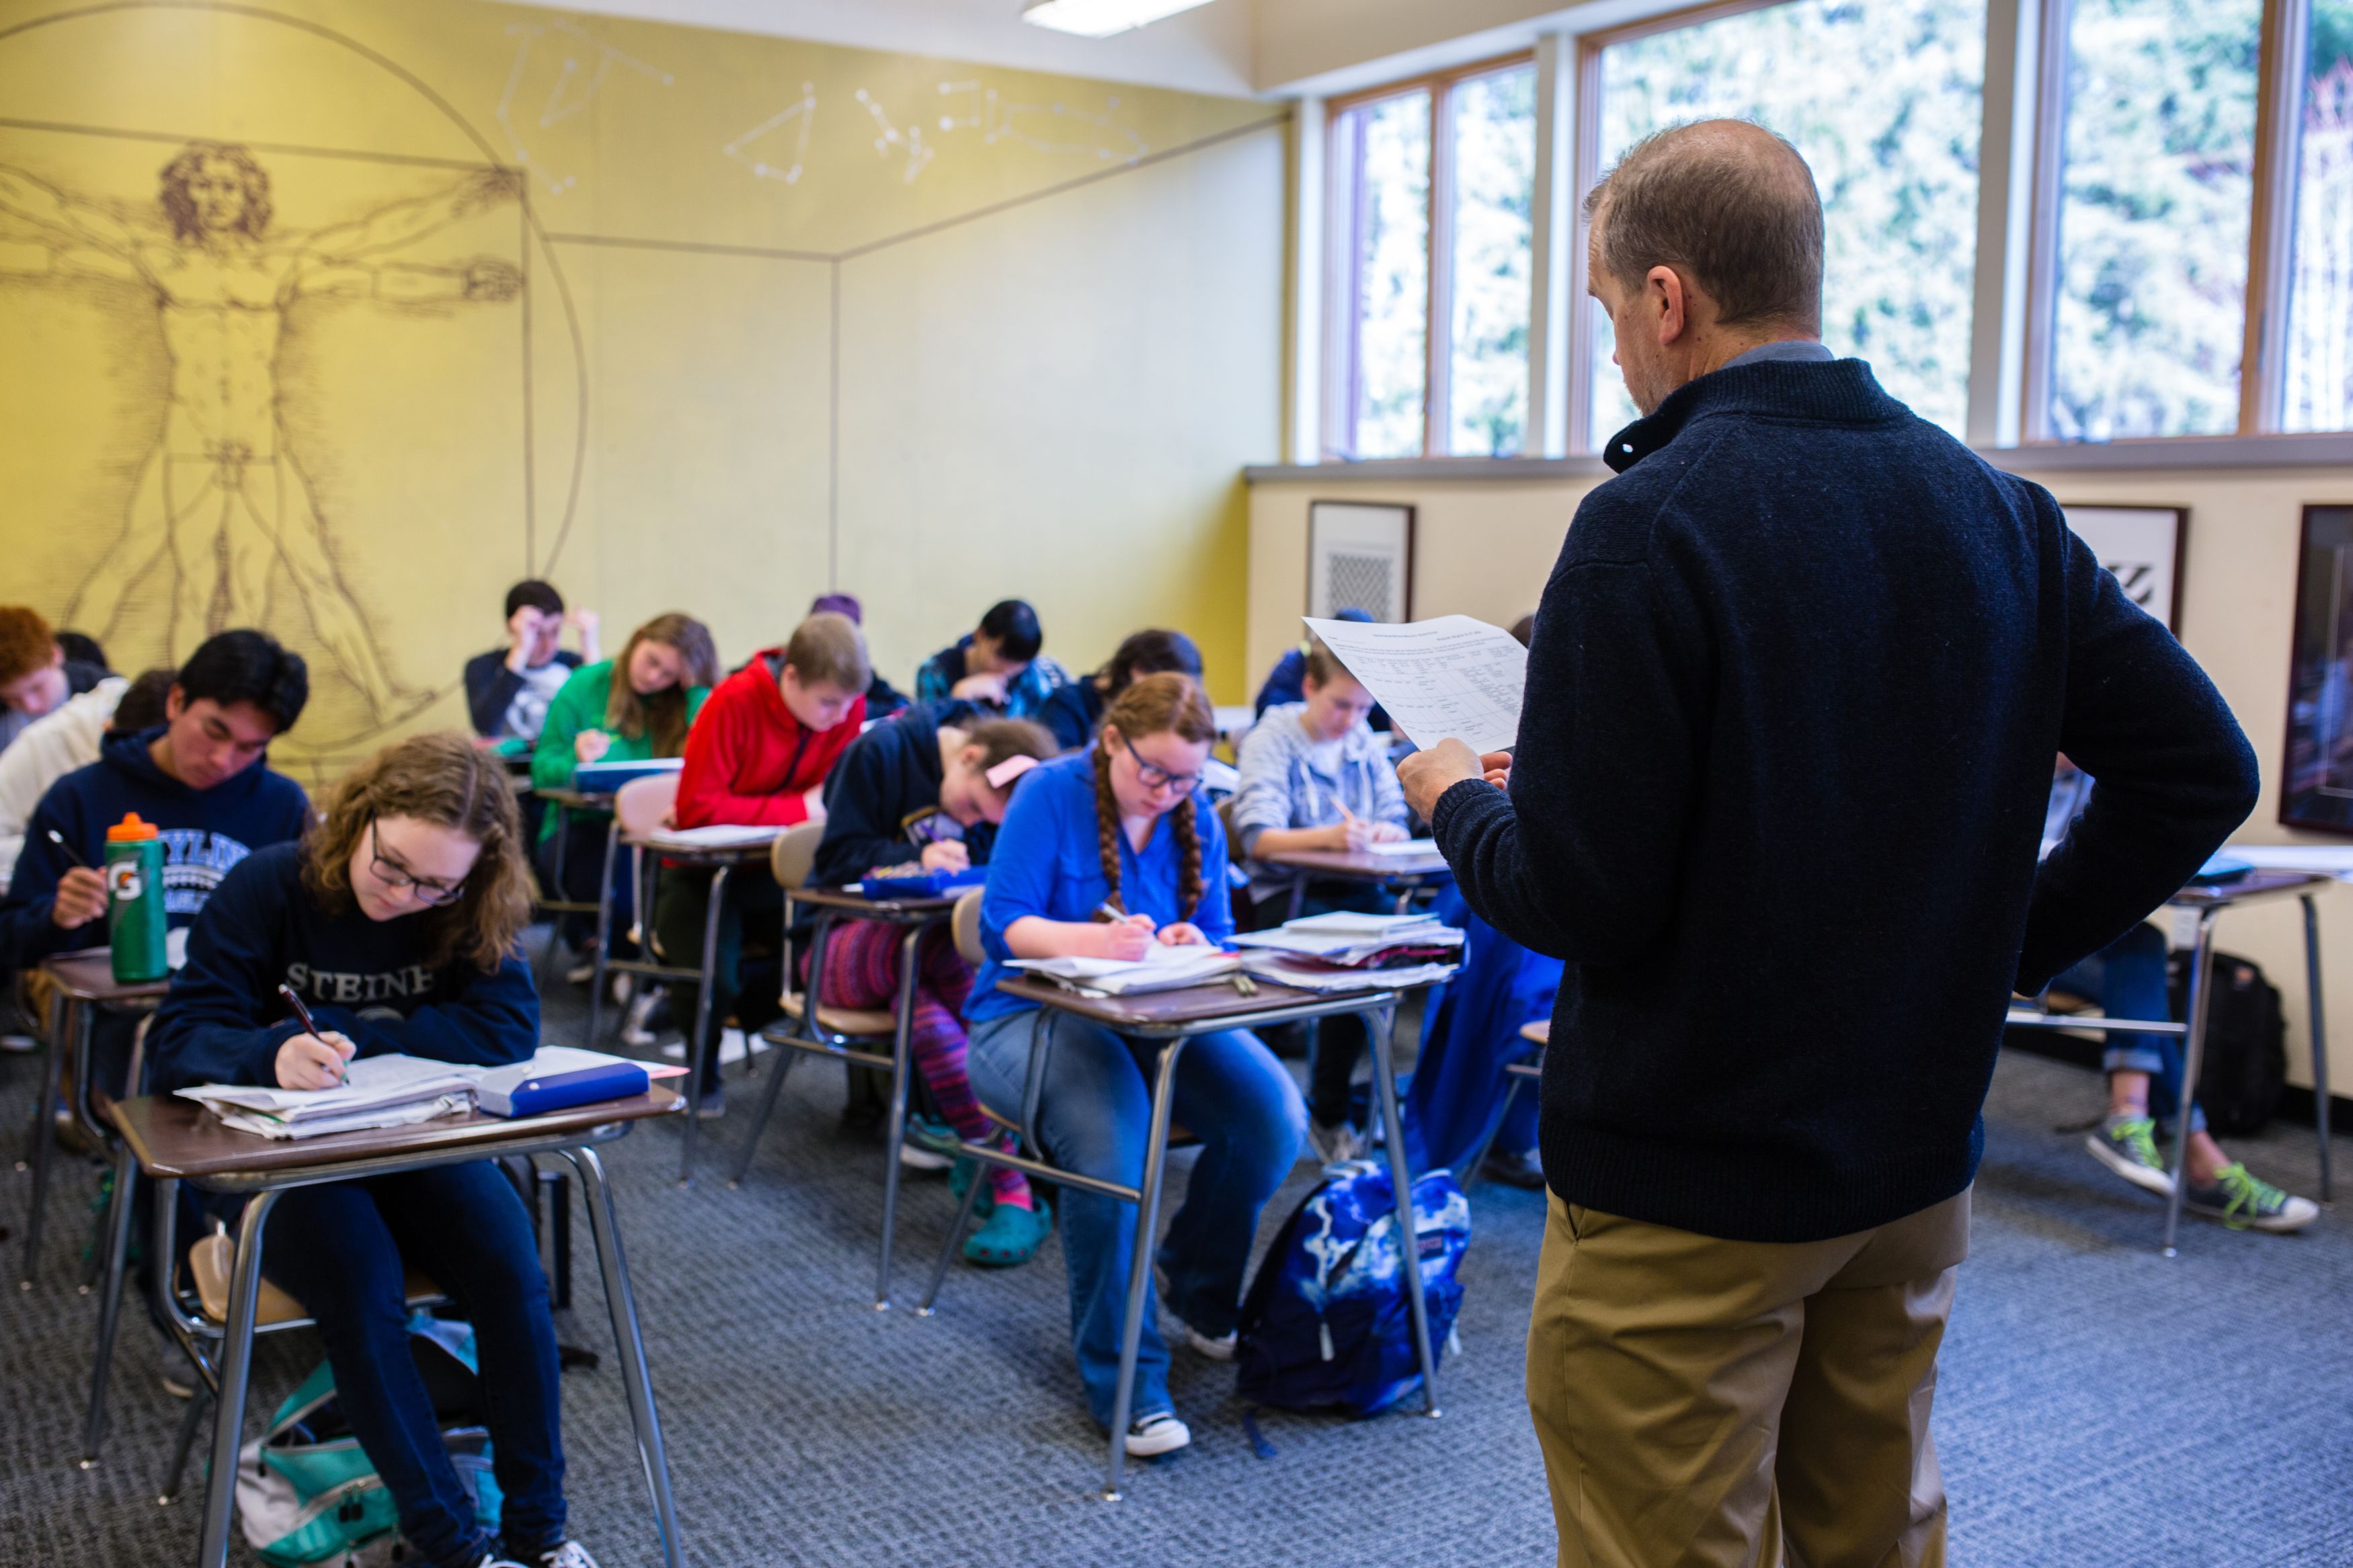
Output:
[
  {"xmin": 621, "ymin": 989, "xmax": 662, "ymax": 1048},
  {"xmin": 564, "ymin": 962, "xmax": 596, "ymax": 987},
  {"xmin": 1125, "ymin": 1411, "xmax": 1191, "ymax": 1456},
  {"xmin": 534, "ymin": 1544, "xmax": 604, "ymax": 1568},
  {"xmin": 1307, "ymin": 1118, "xmax": 1361, "ymax": 1165},
  {"xmin": 899, "ymin": 1143, "xmax": 952, "ymax": 1171},
  {"xmin": 1183, "ymin": 1325, "xmax": 1236, "ymax": 1360}
]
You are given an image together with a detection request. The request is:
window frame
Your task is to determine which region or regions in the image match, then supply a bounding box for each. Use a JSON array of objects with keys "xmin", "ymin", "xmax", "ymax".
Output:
[{"xmin": 1322, "ymin": 49, "xmax": 1538, "ymax": 460}]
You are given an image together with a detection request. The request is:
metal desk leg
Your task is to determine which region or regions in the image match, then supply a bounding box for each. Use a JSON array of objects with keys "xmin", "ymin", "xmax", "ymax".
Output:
[
  {"xmin": 541, "ymin": 800, "xmax": 572, "ymax": 981},
  {"xmin": 2162, "ymin": 911, "xmax": 2221, "ymax": 1256},
  {"xmin": 874, "ymin": 923, "xmax": 924, "ymax": 1311},
  {"xmin": 587, "ymin": 817, "xmax": 623, "ymax": 1048},
  {"xmin": 567, "ymin": 1146, "xmax": 684, "ymax": 1568},
  {"xmin": 678, "ymin": 864, "xmax": 733, "ymax": 1186},
  {"xmin": 1366, "ymin": 1006, "xmax": 1441, "ymax": 1416},
  {"xmin": 733, "ymin": 913, "xmax": 831, "ymax": 1190},
  {"xmin": 21, "ymin": 994, "xmax": 77, "ymax": 1287},
  {"xmin": 2302, "ymin": 893, "xmax": 2331, "ymax": 1202},
  {"xmin": 1103, "ymin": 1036, "xmax": 1187, "ymax": 1503},
  {"xmin": 80, "ymin": 1143, "xmax": 141, "ymax": 1464},
  {"xmin": 198, "ymin": 1189, "xmax": 278, "ymax": 1568}
]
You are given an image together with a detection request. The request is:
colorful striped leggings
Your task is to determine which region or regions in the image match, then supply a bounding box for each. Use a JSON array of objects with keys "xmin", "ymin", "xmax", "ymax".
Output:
[{"xmin": 809, "ymin": 918, "xmax": 1027, "ymax": 1202}]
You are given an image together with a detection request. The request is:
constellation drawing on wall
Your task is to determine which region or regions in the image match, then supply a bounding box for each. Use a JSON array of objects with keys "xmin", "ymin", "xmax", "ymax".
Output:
[
  {"xmin": 0, "ymin": 143, "xmax": 523, "ymax": 720},
  {"xmin": 934, "ymin": 82, "xmax": 1148, "ymax": 163},
  {"xmin": 497, "ymin": 18, "xmax": 674, "ymax": 196},
  {"xmin": 722, "ymin": 83, "xmax": 817, "ymax": 185},
  {"xmin": 854, "ymin": 88, "xmax": 934, "ymax": 183}
]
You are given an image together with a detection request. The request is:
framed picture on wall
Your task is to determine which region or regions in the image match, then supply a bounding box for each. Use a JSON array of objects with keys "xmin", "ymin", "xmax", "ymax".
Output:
[
  {"xmin": 1307, "ymin": 501, "xmax": 1414, "ymax": 622},
  {"xmin": 2061, "ymin": 504, "xmax": 2189, "ymax": 632},
  {"xmin": 2282, "ymin": 504, "xmax": 2353, "ymax": 835}
]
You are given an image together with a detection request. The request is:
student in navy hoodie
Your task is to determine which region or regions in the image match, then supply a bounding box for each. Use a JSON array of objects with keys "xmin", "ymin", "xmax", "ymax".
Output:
[
  {"xmin": 148, "ymin": 732, "xmax": 596, "ymax": 1568},
  {"xmin": 810, "ymin": 700, "xmax": 1057, "ymax": 1264},
  {"xmin": 0, "ymin": 629, "xmax": 311, "ymax": 989}
]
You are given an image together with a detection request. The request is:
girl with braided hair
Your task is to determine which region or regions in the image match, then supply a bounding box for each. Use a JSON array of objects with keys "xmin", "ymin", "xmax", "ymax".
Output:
[{"xmin": 965, "ymin": 672, "xmax": 1306, "ymax": 1459}]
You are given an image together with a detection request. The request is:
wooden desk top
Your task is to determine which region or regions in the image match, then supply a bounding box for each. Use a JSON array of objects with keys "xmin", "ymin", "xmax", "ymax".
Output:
[
  {"xmin": 1259, "ymin": 845, "xmax": 1450, "ymax": 880},
  {"xmin": 795, "ymin": 884, "xmax": 962, "ymax": 917},
  {"xmin": 2168, "ymin": 868, "xmax": 2332, "ymax": 909},
  {"xmin": 111, "ymin": 1087, "xmax": 682, "ymax": 1184},
  {"xmin": 995, "ymin": 974, "xmax": 1404, "ymax": 1034},
  {"xmin": 40, "ymin": 949, "xmax": 171, "ymax": 1005}
]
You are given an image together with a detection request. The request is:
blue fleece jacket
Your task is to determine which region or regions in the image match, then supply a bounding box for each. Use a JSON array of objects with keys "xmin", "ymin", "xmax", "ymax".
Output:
[
  {"xmin": 1431, "ymin": 356, "xmax": 2258, "ymax": 1243},
  {"xmin": 0, "ymin": 729, "xmax": 311, "ymax": 968},
  {"xmin": 147, "ymin": 841, "xmax": 540, "ymax": 1091}
]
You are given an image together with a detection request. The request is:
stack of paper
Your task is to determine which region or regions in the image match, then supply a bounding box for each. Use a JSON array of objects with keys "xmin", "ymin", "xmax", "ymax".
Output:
[
  {"xmin": 641, "ymin": 823, "xmax": 783, "ymax": 852},
  {"xmin": 1236, "ymin": 954, "xmax": 1460, "ymax": 994},
  {"xmin": 1009, "ymin": 942, "xmax": 1240, "ymax": 996},
  {"xmin": 178, "ymin": 1055, "xmax": 480, "ymax": 1141},
  {"xmin": 1231, "ymin": 909, "xmax": 1464, "ymax": 968},
  {"xmin": 1367, "ymin": 838, "xmax": 1443, "ymax": 858}
]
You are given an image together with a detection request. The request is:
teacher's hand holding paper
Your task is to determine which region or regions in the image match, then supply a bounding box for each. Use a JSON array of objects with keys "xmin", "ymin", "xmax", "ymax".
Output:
[{"xmin": 1398, "ymin": 739, "xmax": 1512, "ymax": 820}]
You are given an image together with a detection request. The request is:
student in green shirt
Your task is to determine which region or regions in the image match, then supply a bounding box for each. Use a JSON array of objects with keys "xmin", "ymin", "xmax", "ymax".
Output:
[{"xmin": 532, "ymin": 612, "xmax": 719, "ymax": 974}]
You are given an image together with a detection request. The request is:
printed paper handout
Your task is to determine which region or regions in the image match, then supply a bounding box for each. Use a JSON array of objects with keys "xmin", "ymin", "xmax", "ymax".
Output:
[{"xmin": 1304, "ymin": 614, "xmax": 1527, "ymax": 753}]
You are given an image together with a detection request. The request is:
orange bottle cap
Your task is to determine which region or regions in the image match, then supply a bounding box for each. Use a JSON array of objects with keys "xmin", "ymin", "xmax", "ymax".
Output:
[{"xmin": 106, "ymin": 813, "xmax": 159, "ymax": 843}]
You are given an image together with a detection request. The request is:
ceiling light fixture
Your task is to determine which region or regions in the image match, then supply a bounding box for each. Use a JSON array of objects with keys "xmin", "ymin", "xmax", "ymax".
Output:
[{"xmin": 1019, "ymin": 0, "xmax": 1215, "ymax": 39}]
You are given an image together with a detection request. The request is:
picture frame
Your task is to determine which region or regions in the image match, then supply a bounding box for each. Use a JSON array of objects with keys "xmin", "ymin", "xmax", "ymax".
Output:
[
  {"xmin": 1306, "ymin": 501, "xmax": 1414, "ymax": 623},
  {"xmin": 2281, "ymin": 503, "xmax": 2353, "ymax": 836},
  {"xmin": 2060, "ymin": 503, "xmax": 2190, "ymax": 633}
]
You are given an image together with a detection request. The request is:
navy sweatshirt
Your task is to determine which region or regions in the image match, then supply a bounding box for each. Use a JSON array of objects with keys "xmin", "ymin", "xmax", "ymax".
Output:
[
  {"xmin": 148, "ymin": 841, "xmax": 539, "ymax": 1092},
  {"xmin": 1431, "ymin": 358, "xmax": 2258, "ymax": 1243},
  {"xmin": 813, "ymin": 700, "xmax": 999, "ymax": 888},
  {"xmin": 0, "ymin": 729, "xmax": 311, "ymax": 968}
]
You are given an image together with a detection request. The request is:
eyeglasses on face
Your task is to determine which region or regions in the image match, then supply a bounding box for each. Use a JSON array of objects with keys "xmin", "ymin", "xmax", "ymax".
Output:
[
  {"xmin": 367, "ymin": 819, "xmax": 467, "ymax": 905},
  {"xmin": 1121, "ymin": 734, "xmax": 1201, "ymax": 795}
]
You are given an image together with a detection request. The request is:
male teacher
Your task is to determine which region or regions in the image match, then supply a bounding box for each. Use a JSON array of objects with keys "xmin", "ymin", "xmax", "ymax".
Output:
[{"xmin": 1397, "ymin": 121, "xmax": 2258, "ymax": 1566}]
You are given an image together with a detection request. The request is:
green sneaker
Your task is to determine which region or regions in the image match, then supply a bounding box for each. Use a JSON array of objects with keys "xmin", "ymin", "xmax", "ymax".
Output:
[
  {"xmin": 2184, "ymin": 1163, "xmax": 2319, "ymax": 1233},
  {"xmin": 2085, "ymin": 1114, "xmax": 2173, "ymax": 1197}
]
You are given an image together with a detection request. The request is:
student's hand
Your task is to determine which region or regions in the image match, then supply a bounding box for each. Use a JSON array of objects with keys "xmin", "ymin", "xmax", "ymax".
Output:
[
  {"xmin": 275, "ymin": 1030, "xmax": 357, "ymax": 1091},
  {"xmin": 1090, "ymin": 919, "xmax": 1154, "ymax": 962},
  {"xmin": 50, "ymin": 866, "xmax": 108, "ymax": 929},
  {"xmin": 919, "ymin": 840, "xmax": 970, "ymax": 874},
  {"xmin": 951, "ymin": 672, "xmax": 1009, "ymax": 705},
  {"xmin": 574, "ymin": 729, "xmax": 612, "ymax": 765},
  {"xmin": 1396, "ymin": 738, "xmax": 1484, "ymax": 821},
  {"xmin": 1341, "ymin": 815, "xmax": 1380, "ymax": 851},
  {"xmin": 1157, "ymin": 922, "xmax": 1209, "ymax": 947},
  {"xmin": 1370, "ymin": 821, "xmax": 1409, "ymax": 844},
  {"xmin": 505, "ymin": 607, "xmax": 546, "ymax": 671},
  {"xmin": 1480, "ymin": 750, "xmax": 1513, "ymax": 790},
  {"xmin": 565, "ymin": 607, "xmax": 601, "ymax": 659}
]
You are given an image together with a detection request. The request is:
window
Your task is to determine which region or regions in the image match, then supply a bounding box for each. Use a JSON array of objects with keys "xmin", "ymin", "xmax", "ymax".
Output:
[
  {"xmin": 1327, "ymin": 58, "xmax": 1536, "ymax": 459},
  {"xmin": 2045, "ymin": 0, "xmax": 2263, "ymax": 440},
  {"xmin": 2284, "ymin": 0, "xmax": 2353, "ymax": 431},
  {"xmin": 1586, "ymin": 0, "xmax": 1989, "ymax": 449}
]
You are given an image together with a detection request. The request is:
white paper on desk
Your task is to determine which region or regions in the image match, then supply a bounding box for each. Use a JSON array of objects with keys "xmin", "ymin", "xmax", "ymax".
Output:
[
  {"xmin": 1008, "ymin": 942, "xmax": 1239, "ymax": 995},
  {"xmin": 177, "ymin": 1053, "xmax": 478, "ymax": 1123},
  {"xmin": 1365, "ymin": 837, "xmax": 1441, "ymax": 858},
  {"xmin": 214, "ymin": 1094, "xmax": 471, "ymax": 1141},
  {"xmin": 1237, "ymin": 953, "xmax": 1460, "ymax": 993},
  {"xmin": 2221, "ymin": 844, "xmax": 2353, "ymax": 882},
  {"xmin": 642, "ymin": 823, "xmax": 783, "ymax": 851},
  {"xmin": 1304, "ymin": 615, "xmax": 1526, "ymax": 753}
]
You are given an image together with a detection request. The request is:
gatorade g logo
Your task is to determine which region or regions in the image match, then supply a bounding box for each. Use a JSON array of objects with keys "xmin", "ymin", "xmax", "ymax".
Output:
[{"xmin": 108, "ymin": 864, "xmax": 144, "ymax": 903}]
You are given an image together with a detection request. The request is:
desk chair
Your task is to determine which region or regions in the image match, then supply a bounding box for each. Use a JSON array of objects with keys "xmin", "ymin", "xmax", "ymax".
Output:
[
  {"xmin": 729, "ymin": 825, "xmax": 915, "ymax": 1307},
  {"xmin": 582, "ymin": 774, "xmax": 681, "ymax": 1048},
  {"xmin": 1461, "ymin": 1020, "xmax": 1546, "ymax": 1192},
  {"xmin": 534, "ymin": 788, "xmax": 616, "ymax": 991}
]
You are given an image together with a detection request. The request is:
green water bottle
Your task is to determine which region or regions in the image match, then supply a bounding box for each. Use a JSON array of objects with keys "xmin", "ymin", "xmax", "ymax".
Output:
[{"xmin": 105, "ymin": 813, "xmax": 168, "ymax": 984}]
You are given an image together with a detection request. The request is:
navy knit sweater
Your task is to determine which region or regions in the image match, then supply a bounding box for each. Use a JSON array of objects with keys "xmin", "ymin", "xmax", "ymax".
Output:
[{"xmin": 1430, "ymin": 358, "xmax": 2258, "ymax": 1242}]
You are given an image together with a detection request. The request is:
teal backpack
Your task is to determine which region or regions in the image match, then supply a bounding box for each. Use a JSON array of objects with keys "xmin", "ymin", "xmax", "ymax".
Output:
[{"xmin": 234, "ymin": 1313, "xmax": 502, "ymax": 1567}]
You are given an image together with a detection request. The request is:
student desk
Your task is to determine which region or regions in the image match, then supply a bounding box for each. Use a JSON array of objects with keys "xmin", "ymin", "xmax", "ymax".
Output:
[
  {"xmin": 600, "ymin": 832, "xmax": 779, "ymax": 1184},
  {"xmin": 1257, "ymin": 843, "xmax": 1453, "ymax": 920},
  {"xmin": 21, "ymin": 949, "xmax": 168, "ymax": 1288},
  {"xmin": 2005, "ymin": 868, "xmax": 2332, "ymax": 1254},
  {"xmin": 932, "ymin": 973, "xmax": 1447, "ymax": 1502},
  {"xmin": 733, "ymin": 883, "xmax": 961, "ymax": 1309},
  {"xmin": 93, "ymin": 1089, "xmax": 686, "ymax": 1568},
  {"xmin": 532, "ymin": 785, "xmax": 616, "ymax": 996}
]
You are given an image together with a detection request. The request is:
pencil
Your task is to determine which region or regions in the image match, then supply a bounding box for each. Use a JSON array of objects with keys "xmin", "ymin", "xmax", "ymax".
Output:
[
  {"xmin": 44, "ymin": 829, "xmax": 89, "ymax": 870},
  {"xmin": 278, "ymin": 983, "xmax": 347, "ymax": 1088}
]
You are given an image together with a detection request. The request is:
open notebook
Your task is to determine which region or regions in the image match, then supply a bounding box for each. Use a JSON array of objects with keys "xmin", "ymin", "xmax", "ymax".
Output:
[{"xmin": 1008, "ymin": 941, "xmax": 1240, "ymax": 996}]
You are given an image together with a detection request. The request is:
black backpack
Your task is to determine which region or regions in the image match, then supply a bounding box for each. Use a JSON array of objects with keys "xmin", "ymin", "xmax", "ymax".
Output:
[{"xmin": 2164, "ymin": 948, "xmax": 2287, "ymax": 1137}]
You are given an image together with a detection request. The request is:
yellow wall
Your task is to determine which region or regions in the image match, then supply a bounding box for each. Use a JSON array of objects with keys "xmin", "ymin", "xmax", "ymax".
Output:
[
  {"xmin": 1250, "ymin": 459, "xmax": 2353, "ymax": 1099},
  {"xmin": 0, "ymin": 0, "xmax": 1285, "ymax": 779}
]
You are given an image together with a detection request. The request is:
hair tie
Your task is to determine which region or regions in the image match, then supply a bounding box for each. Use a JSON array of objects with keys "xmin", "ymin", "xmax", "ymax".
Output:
[{"xmin": 984, "ymin": 755, "xmax": 1039, "ymax": 791}]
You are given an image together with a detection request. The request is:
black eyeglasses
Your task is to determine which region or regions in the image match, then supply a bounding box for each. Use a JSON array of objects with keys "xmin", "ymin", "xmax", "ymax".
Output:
[
  {"xmin": 1121, "ymin": 735, "xmax": 1201, "ymax": 795},
  {"xmin": 368, "ymin": 819, "xmax": 467, "ymax": 905}
]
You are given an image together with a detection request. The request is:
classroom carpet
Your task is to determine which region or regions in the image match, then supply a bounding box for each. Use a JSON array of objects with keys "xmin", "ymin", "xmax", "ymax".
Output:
[{"xmin": 4, "ymin": 968, "xmax": 2352, "ymax": 1567}]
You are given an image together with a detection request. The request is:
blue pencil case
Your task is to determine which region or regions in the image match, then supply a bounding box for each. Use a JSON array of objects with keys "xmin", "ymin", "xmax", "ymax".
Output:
[
  {"xmin": 475, "ymin": 1056, "xmax": 649, "ymax": 1118},
  {"xmin": 850, "ymin": 865, "xmax": 988, "ymax": 899}
]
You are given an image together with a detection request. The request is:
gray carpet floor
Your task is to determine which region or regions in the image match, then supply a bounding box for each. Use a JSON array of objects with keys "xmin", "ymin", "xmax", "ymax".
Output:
[{"xmin": 4, "ymin": 967, "xmax": 2351, "ymax": 1567}]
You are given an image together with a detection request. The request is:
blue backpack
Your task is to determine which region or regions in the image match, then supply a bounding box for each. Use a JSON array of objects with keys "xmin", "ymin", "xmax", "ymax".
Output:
[{"xmin": 1235, "ymin": 1159, "xmax": 1469, "ymax": 1417}]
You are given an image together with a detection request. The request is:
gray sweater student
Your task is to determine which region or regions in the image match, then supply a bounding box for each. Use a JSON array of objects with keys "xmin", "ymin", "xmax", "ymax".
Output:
[{"xmin": 1229, "ymin": 643, "xmax": 1410, "ymax": 907}]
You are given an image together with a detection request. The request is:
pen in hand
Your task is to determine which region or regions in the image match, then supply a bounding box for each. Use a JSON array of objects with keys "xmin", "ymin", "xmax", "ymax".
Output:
[
  {"xmin": 45, "ymin": 828, "xmax": 89, "ymax": 870},
  {"xmin": 278, "ymin": 983, "xmax": 348, "ymax": 1088}
]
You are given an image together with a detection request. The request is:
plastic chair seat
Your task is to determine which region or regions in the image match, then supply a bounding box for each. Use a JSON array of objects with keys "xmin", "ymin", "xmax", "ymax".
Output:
[
  {"xmin": 188, "ymin": 1232, "xmax": 440, "ymax": 1328},
  {"xmin": 778, "ymin": 990, "xmax": 898, "ymax": 1040}
]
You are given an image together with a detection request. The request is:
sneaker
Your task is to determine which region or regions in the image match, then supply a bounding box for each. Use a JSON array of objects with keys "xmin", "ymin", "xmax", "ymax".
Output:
[
  {"xmin": 1480, "ymin": 1146, "xmax": 1546, "ymax": 1190},
  {"xmin": 1153, "ymin": 1264, "xmax": 1236, "ymax": 1358},
  {"xmin": 564, "ymin": 962, "xmax": 596, "ymax": 987},
  {"xmin": 1307, "ymin": 1118, "xmax": 1361, "ymax": 1165},
  {"xmin": 620, "ymin": 988, "xmax": 664, "ymax": 1048},
  {"xmin": 159, "ymin": 1344, "xmax": 197, "ymax": 1400},
  {"xmin": 693, "ymin": 1083, "xmax": 725, "ymax": 1119},
  {"xmin": 2185, "ymin": 1163, "xmax": 2319, "ymax": 1233},
  {"xmin": 532, "ymin": 1545, "xmax": 603, "ymax": 1568},
  {"xmin": 898, "ymin": 1141, "xmax": 952, "ymax": 1172},
  {"xmin": 1125, "ymin": 1411, "xmax": 1191, "ymax": 1457},
  {"xmin": 906, "ymin": 1114, "xmax": 961, "ymax": 1156},
  {"xmin": 0, "ymin": 1032, "xmax": 36, "ymax": 1054},
  {"xmin": 2085, "ymin": 1114, "xmax": 2174, "ymax": 1198}
]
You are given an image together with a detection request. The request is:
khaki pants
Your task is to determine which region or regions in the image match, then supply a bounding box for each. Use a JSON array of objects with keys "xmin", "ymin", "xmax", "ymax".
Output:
[{"xmin": 1527, "ymin": 1188, "xmax": 1969, "ymax": 1568}]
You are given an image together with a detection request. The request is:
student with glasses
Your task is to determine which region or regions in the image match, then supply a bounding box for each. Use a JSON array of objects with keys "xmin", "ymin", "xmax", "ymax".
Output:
[
  {"xmin": 966, "ymin": 673, "xmax": 1305, "ymax": 1459},
  {"xmin": 149, "ymin": 732, "xmax": 603, "ymax": 1568}
]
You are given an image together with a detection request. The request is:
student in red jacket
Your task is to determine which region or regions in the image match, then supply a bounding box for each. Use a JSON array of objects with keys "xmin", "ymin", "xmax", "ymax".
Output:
[{"xmin": 655, "ymin": 612, "xmax": 868, "ymax": 1111}]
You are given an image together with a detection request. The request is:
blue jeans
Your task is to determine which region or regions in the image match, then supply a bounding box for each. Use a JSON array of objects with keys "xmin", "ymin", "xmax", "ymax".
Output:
[
  {"xmin": 1402, "ymin": 891, "xmax": 1556, "ymax": 1173},
  {"xmin": 967, "ymin": 1007, "xmax": 1306, "ymax": 1429},
  {"xmin": 257, "ymin": 1161, "xmax": 566, "ymax": 1568},
  {"xmin": 2054, "ymin": 921, "xmax": 2205, "ymax": 1134}
]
